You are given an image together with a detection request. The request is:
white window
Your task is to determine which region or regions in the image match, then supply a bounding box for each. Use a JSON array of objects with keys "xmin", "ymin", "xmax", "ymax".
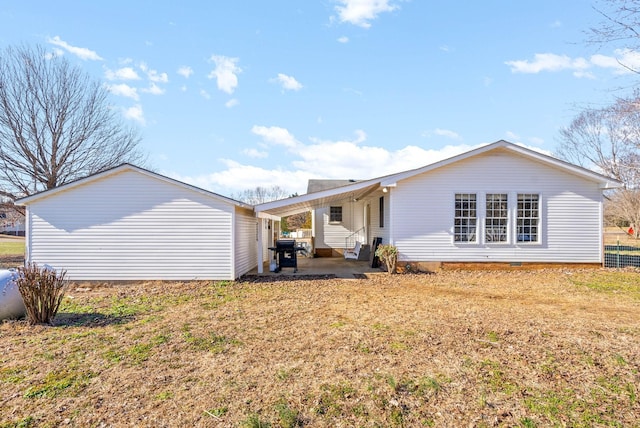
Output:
[
  {"xmin": 454, "ymin": 193, "xmax": 477, "ymax": 242},
  {"xmin": 485, "ymin": 194, "xmax": 508, "ymax": 242},
  {"xmin": 517, "ymin": 194, "xmax": 539, "ymax": 243},
  {"xmin": 329, "ymin": 206, "xmax": 343, "ymax": 223}
]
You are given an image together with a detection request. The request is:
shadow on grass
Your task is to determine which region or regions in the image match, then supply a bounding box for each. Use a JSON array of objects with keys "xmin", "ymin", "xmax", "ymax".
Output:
[{"xmin": 54, "ymin": 312, "xmax": 135, "ymax": 327}]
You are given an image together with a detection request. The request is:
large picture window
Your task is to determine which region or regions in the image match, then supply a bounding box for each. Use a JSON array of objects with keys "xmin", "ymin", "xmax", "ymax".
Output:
[
  {"xmin": 485, "ymin": 194, "xmax": 508, "ymax": 242},
  {"xmin": 517, "ymin": 194, "xmax": 539, "ymax": 242},
  {"xmin": 329, "ymin": 206, "xmax": 343, "ymax": 223},
  {"xmin": 454, "ymin": 193, "xmax": 477, "ymax": 242}
]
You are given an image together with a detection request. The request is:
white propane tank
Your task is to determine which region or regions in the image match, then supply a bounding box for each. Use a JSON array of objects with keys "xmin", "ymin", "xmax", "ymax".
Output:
[{"xmin": 0, "ymin": 269, "xmax": 25, "ymax": 320}]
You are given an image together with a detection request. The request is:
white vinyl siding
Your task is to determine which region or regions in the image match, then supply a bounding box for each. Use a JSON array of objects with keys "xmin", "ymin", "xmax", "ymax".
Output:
[
  {"xmin": 367, "ymin": 193, "xmax": 390, "ymax": 244},
  {"xmin": 391, "ymin": 151, "xmax": 604, "ymax": 264},
  {"xmin": 314, "ymin": 202, "xmax": 366, "ymax": 249},
  {"xmin": 26, "ymin": 169, "xmax": 238, "ymax": 280},
  {"xmin": 234, "ymin": 208, "xmax": 258, "ymax": 278}
]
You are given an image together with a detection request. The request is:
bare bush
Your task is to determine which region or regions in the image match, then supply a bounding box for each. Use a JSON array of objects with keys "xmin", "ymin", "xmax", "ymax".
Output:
[
  {"xmin": 16, "ymin": 263, "xmax": 68, "ymax": 325},
  {"xmin": 375, "ymin": 244, "xmax": 398, "ymax": 274}
]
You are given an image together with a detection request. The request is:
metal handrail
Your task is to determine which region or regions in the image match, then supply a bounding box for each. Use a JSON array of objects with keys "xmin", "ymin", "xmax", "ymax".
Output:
[{"xmin": 345, "ymin": 227, "xmax": 366, "ymax": 250}]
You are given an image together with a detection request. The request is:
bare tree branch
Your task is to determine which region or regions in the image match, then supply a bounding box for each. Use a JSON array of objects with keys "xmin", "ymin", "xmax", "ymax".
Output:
[{"xmin": 0, "ymin": 44, "xmax": 145, "ymax": 200}]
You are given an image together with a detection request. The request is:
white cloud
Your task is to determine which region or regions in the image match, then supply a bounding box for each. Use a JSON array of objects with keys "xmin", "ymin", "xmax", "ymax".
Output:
[
  {"xmin": 107, "ymin": 83, "xmax": 139, "ymax": 100},
  {"xmin": 337, "ymin": 36, "xmax": 349, "ymax": 43},
  {"xmin": 505, "ymin": 53, "xmax": 590, "ymax": 74},
  {"xmin": 123, "ymin": 104, "xmax": 145, "ymax": 125},
  {"xmin": 200, "ymin": 89, "xmax": 211, "ymax": 100},
  {"xmin": 44, "ymin": 48, "xmax": 64, "ymax": 59},
  {"xmin": 179, "ymin": 128, "xmax": 485, "ymax": 195},
  {"xmin": 433, "ymin": 128, "xmax": 462, "ymax": 140},
  {"xmin": 505, "ymin": 131, "xmax": 520, "ymax": 141},
  {"xmin": 592, "ymin": 48, "xmax": 640, "ymax": 74},
  {"xmin": 506, "ymin": 49, "xmax": 640, "ymax": 77},
  {"xmin": 47, "ymin": 36, "xmax": 103, "ymax": 61},
  {"xmin": 208, "ymin": 55, "xmax": 242, "ymax": 94},
  {"xmin": 174, "ymin": 161, "xmax": 313, "ymax": 197},
  {"xmin": 243, "ymin": 148, "xmax": 268, "ymax": 158},
  {"xmin": 173, "ymin": 136, "xmax": 485, "ymax": 196},
  {"xmin": 177, "ymin": 66, "xmax": 193, "ymax": 78},
  {"xmin": 105, "ymin": 67, "xmax": 140, "ymax": 81},
  {"xmin": 271, "ymin": 73, "xmax": 303, "ymax": 91},
  {"xmin": 141, "ymin": 82, "xmax": 165, "ymax": 95},
  {"xmin": 226, "ymin": 98, "xmax": 239, "ymax": 108},
  {"xmin": 139, "ymin": 62, "xmax": 169, "ymax": 83},
  {"xmin": 334, "ymin": 0, "xmax": 399, "ymax": 28},
  {"xmin": 251, "ymin": 126, "xmax": 299, "ymax": 148}
]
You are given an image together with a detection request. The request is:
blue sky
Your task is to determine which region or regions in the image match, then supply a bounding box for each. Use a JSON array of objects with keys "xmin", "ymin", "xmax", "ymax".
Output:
[{"xmin": 2, "ymin": 1, "xmax": 638, "ymax": 197}]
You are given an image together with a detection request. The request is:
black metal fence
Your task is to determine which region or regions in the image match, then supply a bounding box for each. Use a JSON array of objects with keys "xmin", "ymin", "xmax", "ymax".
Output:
[{"xmin": 604, "ymin": 243, "xmax": 640, "ymax": 268}]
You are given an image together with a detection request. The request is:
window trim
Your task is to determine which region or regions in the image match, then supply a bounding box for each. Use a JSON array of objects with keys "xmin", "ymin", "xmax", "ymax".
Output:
[
  {"xmin": 454, "ymin": 193, "xmax": 477, "ymax": 244},
  {"xmin": 329, "ymin": 206, "xmax": 343, "ymax": 224},
  {"xmin": 452, "ymin": 192, "xmax": 542, "ymax": 246},
  {"xmin": 516, "ymin": 193, "xmax": 541, "ymax": 244},
  {"xmin": 485, "ymin": 193, "xmax": 509, "ymax": 244}
]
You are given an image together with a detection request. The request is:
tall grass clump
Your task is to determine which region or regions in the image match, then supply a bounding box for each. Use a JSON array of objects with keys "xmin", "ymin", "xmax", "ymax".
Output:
[{"xmin": 16, "ymin": 263, "xmax": 68, "ymax": 325}]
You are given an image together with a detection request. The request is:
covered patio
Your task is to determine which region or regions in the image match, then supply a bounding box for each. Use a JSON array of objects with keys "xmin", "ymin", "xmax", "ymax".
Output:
[
  {"xmin": 254, "ymin": 178, "xmax": 390, "ymax": 275},
  {"xmin": 247, "ymin": 256, "xmax": 384, "ymax": 279}
]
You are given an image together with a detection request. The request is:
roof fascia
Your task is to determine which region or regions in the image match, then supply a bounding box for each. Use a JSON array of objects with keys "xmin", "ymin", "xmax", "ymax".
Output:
[
  {"xmin": 255, "ymin": 178, "xmax": 382, "ymax": 213},
  {"xmin": 16, "ymin": 164, "xmax": 253, "ymax": 208}
]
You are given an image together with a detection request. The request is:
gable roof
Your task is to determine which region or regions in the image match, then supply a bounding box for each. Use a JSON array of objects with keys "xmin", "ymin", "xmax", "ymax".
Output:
[
  {"xmin": 255, "ymin": 140, "xmax": 623, "ymax": 218},
  {"xmin": 15, "ymin": 163, "xmax": 251, "ymax": 209}
]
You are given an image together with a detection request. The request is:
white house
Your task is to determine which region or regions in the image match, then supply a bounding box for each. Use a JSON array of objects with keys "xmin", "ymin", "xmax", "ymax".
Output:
[
  {"xmin": 16, "ymin": 164, "xmax": 273, "ymax": 281},
  {"xmin": 255, "ymin": 140, "xmax": 622, "ymax": 270},
  {"xmin": 16, "ymin": 141, "xmax": 622, "ymax": 280}
]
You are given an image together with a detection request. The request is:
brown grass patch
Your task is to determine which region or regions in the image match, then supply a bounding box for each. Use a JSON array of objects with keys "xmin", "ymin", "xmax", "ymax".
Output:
[{"xmin": 1, "ymin": 270, "xmax": 639, "ymax": 427}]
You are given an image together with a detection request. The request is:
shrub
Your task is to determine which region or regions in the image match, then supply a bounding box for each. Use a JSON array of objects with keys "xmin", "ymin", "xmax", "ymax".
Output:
[
  {"xmin": 16, "ymin": 263, "xmax": 68, "ymax": 325},
  {"xmin": 375, "ymin": 244, "xmax": 398, "ymax": 275}
]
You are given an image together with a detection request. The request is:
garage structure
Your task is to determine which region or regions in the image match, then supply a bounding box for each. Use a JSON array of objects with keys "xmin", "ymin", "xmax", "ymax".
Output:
[{"xmin": 16, "ymin": 164, "xmax": 267, "ymax": 280}]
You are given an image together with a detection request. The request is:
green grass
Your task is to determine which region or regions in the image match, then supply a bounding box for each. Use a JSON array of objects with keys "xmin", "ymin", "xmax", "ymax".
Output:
[
  {"xmin": 569, "ymin": 271, "xmax": 640, "ymax": 299},
  {"xmin": 0, "ymin": 240, "xmax": 24, "ymax": 256}
]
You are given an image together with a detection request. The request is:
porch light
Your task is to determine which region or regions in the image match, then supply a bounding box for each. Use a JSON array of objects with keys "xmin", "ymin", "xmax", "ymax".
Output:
[{"xmin": 382, "ymin": 187, "xmax": 388, "ymax": 193}]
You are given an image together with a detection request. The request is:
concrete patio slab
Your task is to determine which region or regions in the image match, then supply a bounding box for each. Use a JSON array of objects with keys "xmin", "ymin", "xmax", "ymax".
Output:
[{"xmin": 248, "ymin": 257, "xmax": 384, "ymax": 279}]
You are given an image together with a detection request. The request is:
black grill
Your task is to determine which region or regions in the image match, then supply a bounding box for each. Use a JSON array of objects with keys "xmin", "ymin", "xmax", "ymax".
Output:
[{"xmin": 271, "ymin": 239, "xmax": 299, "ymax": 272}]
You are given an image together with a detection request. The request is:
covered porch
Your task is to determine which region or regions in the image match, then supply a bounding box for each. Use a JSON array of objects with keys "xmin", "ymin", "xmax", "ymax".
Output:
[{"xmin": 254, "ymin": 177, "xmax": 393, "ymax": 275}]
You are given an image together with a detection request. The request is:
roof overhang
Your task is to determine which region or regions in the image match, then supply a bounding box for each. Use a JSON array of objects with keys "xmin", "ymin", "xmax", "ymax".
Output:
[{"xmin": 255, "ymin": 180, "xmax": 382, "ymax": 218}]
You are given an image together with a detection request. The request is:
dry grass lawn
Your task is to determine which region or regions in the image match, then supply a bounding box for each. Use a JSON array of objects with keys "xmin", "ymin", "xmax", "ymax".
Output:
[{"xmin": 1, "ymin": 269, "xmax": 639, "ymax": 427}]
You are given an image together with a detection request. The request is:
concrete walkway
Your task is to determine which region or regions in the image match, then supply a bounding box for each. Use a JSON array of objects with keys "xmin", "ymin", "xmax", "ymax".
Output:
[{"xmin": 249, "ymin": 257, "xmax": 384, "ymax": 279}]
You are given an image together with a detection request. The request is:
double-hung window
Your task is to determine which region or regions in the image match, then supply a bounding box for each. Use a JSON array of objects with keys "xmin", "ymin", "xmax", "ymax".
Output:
[
  {"xmin": 517, "ymin": 194, "xmax": 539, "ymax": 242},
  {"xmin": 454, "ymin": 192, "xmax": 540, "ymax": 244},
  {"xmin": 485, "ymin": 194, "xmax": 508, "ymax": 242},
  {"xmin": 454, "ymin": 193, "xmax": 477, "ymax": 242}
]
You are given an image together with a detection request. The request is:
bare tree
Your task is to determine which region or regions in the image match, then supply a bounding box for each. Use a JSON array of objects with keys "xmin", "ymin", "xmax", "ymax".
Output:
[
  {"xmin": 284, "ymin": 211, "xmax": 311, "ymax": 231},
  {"xmin": 232, "ymin": 185, "xmax": 288, "ymax": 205},
  {"xmin": 558, "ymin": 94, "xmax": 640, "ymax": 235},
  {"xmin": 558, "ymin": 94, "xmax": 640, "ymax": 186},
  {"xmin": 588, "ymin": 0, "xmax": 640, "ymax": 73},
  {"xmin": 0, "ymin": 44, "xmax": 144, "ymax": 203}
]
